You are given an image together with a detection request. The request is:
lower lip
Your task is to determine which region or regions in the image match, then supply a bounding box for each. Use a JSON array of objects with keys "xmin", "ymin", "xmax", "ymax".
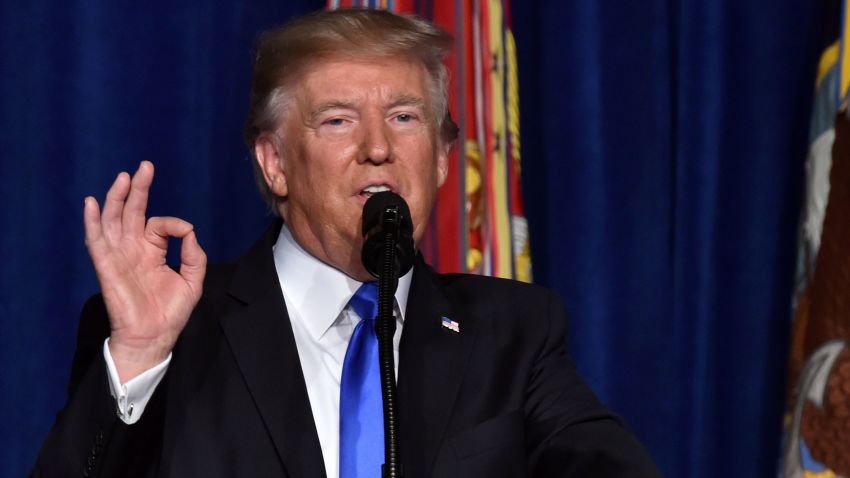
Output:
[{"xmin": 356, "ymin": 191, "xmax": 394, "ymax": 204}]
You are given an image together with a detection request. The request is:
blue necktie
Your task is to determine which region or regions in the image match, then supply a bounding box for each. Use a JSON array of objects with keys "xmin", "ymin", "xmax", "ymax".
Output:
[{"xmin": 340, "ymin": 281, "xmax": 383, "ymax": 478}]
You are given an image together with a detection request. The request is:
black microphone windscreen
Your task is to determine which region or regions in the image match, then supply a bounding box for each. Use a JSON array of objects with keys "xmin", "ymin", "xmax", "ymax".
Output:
[
  {"xmin": 362, "ymin": 191, "xmax": 412, "ymax": 238},
  {"xmin": 361, "ymin": 191, "xmax": 415, "ymax": 279}
]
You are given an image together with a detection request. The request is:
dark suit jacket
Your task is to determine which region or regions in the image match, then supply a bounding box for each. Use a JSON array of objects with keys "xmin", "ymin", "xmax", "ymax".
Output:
[{"xmin": 33, "ymin": 222, "xmax": 659, "ymax": 477}]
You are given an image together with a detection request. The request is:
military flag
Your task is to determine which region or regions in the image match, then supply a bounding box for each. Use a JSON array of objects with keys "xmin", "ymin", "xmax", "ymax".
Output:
[{"xmin": 783, "ymin": 2, "xmax": 850, "ymax": 475}]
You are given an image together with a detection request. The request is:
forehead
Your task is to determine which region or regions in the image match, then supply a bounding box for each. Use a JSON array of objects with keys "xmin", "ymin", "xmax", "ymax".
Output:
[{"xmin": 292, "ymin": 56, "xmax": 432, "ymax": 107}]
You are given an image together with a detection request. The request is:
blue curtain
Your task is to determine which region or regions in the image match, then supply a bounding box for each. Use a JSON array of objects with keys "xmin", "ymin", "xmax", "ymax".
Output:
[
  {"xmin": 513, "ymin": 1, "xmax": 834, "ymax": 476},
  {"xmin": 0, "ymin": 1, "xmax": 323, "ymax": 474},
  {"xmin": 0, "ymin": 1, "xmax": 830, "ymax": 476}
]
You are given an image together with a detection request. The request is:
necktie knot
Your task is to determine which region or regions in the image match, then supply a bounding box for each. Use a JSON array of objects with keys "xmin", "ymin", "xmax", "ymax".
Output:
[{"xmin": 348, "ymin": 281, "xmax": 379, "ymax": 323}]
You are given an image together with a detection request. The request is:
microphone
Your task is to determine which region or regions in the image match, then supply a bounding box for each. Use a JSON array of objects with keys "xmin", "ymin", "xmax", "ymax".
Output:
[
  {"xmin": 360, "ymin": 190, "xmax": 412, "ymax": 478},
  {"xmin": 361, "ymin": 191, "xmax": 415, "ymax": 279}
]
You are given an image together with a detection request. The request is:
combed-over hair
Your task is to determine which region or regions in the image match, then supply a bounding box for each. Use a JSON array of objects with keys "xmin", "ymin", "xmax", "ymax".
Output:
[{"xmin": 244, "ymin": 8, "xmax": 459, "ymax": 211}]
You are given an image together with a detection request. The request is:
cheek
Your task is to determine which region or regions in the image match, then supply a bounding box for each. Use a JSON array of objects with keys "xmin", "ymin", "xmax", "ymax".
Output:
[
  {"xmin": 288, "ymin": 145, "xmax": 342, "ymax": 195},
  {"xmin": 406, "ymin": 141, "xmax": 443, "ymax": 211},
  {"xmin": 408, "ymin": 180, "xmax": 439, "ymax": 240}
]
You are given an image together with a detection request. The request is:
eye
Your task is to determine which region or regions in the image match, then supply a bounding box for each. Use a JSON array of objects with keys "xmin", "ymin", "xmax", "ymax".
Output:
[
  {"xmin": 324, "ymin": 118, "xmax": 345, "ymax": 126},
  {"xmin": 395, "ymin": 113, "xmax": 415, "ymax": 123}
]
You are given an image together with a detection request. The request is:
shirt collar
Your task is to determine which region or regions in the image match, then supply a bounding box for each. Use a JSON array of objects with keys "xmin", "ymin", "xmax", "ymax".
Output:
[{"xmin": 272, "ymin": 224, "xmax": 412, "ymax": 341}]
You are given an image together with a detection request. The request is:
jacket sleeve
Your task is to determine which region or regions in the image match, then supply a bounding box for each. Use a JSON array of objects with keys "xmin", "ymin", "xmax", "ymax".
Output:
[
  {"xmin": 524, "ymin": 291, "xmax": 661, "ymax": 478},
  {"xmin": 30, "ymin": 296, "xmax": 166, "ymax": 478}
]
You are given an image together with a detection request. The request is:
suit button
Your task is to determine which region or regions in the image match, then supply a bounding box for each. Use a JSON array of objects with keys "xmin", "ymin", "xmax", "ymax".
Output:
[
  {"xmin": 95, "ymin": 431, "xmax": 104, "ymax": 445},
  {"xmin": 88, "ymin": 456, "xmax": 95, "ymax": 466}
]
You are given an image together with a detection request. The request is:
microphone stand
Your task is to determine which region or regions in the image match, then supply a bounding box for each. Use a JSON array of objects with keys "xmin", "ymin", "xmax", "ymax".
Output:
[{"xmin": 375, "ymin": 206, "xmax": 404, "ymax": 478}]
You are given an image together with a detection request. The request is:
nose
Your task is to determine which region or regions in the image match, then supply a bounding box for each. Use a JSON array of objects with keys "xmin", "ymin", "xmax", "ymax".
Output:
[{"xmin": 358, "ymin": 115, "xmax": 391, "ymax": 164}]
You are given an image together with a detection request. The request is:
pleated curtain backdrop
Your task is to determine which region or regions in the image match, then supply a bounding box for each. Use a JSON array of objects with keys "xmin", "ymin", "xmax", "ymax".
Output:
[
  {"xmin": 0, "ymin": 0, "xmax": 832, "ymax": 476},
  {"xmin": 513, "ymin": 1, "xmax": 835, "ymax": 475}
]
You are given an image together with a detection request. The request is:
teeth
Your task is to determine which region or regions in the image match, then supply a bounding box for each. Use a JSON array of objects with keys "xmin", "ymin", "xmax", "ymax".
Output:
[{"xmin": 362, "ymin": 185, "xmax": 391, "ymax": 194}]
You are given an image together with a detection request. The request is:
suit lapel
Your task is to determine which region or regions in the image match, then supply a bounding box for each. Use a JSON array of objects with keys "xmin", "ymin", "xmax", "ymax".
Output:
[
  {"xmin": 398, "ymin": 260, "xmax": 476, "ymax": 478},
  {"xmin": 218, "ymin": 222, "xmax": 326, "ymax": 478}
]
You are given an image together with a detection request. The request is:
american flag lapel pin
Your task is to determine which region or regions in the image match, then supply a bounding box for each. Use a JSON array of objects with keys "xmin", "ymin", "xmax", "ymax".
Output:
[{"xmin": 441, "ymin": 316, "xmax": 460, "ymax": 333}]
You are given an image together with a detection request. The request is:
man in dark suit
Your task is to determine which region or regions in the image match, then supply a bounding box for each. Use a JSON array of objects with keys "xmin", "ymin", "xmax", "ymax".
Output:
[{"xmin": 33, "ymin": 9, "xmax": 659, "ymax": 477}]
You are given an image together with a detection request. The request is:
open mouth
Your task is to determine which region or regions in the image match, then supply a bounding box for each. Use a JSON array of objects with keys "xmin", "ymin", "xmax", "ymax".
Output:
[{"xmin": 359, "ymin": 184, "xmax": 393, "ymax": 199}]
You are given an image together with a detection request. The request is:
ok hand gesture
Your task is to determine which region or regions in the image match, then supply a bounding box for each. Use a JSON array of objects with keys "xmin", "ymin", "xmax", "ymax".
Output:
[{"xmin": 83, "ymin": 161, "xmax": 206, "ymax": 382}]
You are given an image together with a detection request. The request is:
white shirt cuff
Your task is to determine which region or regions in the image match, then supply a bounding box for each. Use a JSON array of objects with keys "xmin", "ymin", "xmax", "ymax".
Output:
[{"xmin": 102, "ymin": 338, "xmax": 171, "ymax": 425}]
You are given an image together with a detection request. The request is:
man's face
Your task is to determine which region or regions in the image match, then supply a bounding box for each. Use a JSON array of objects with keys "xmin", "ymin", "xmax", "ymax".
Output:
[{"xmin": 255, "ymin": 56, "xmax": 449, "ymax": 281}]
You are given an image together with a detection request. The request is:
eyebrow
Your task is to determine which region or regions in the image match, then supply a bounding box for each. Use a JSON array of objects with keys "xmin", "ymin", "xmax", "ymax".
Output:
[
  {"xmin": 386, "ymin": 94, "xmax": 427, "ymax": 111},
  {"xmin": 307, "ymin": 95, "xmax": 429, "ymax": 123},
  {"xmin": 309, "ymin": 100, "xmax": 357, "ymax": 123}
]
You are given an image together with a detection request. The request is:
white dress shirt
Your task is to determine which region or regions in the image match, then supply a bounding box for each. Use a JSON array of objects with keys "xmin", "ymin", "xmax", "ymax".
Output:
[{"xmin": 103, "ymin": 224, "xmax": 411, "ymax": 478}]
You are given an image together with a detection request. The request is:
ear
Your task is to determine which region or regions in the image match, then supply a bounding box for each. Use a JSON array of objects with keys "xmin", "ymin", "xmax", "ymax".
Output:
[
  {"xmin": 435, "ymin": 140, "xmax": 450, "ymax": 188},
  {"xmin": 254, "ymin": 134, "xmax": 288, "ymax": 198}
]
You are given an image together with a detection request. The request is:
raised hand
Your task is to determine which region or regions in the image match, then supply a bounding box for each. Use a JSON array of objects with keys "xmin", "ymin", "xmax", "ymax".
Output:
[{"xmin": 83, "ymin": 161, "xmax": 207, "ymax": 382}]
